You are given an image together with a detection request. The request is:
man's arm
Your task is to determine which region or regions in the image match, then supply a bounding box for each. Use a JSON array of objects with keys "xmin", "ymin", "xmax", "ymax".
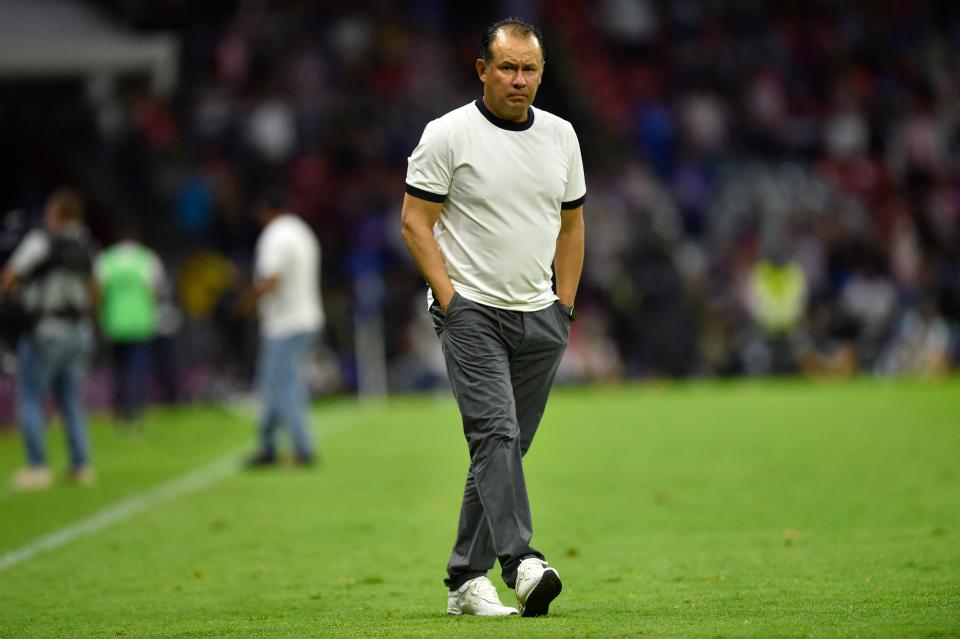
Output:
[
  {"xmin": 1, "ymin": 230, "xmax": 50, "ymax": 292},
  {"xmin": 237, "ymin": 276, "xmax": 280, "ymax": 316},
  {"xmin": 400, "ymin": 194, "xmax": 456, "ymax": 311},
  {"xmin": 0, "ymin": 267, "xmax": 17, "ymax": 292},
  {"xmin": 554, "ymin": 206, "xmax": 584, "ymax": 307}
]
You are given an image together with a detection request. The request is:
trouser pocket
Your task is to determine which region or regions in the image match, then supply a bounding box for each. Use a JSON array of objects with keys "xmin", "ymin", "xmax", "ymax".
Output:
[{"xmin": 431, "ymin": 292, "xmax": 467, "ymax": 336}]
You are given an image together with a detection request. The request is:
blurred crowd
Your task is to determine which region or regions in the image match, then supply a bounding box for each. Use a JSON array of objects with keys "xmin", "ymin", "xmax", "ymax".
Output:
[
  {"xmin": 557, "ymin": 0, "xmax": 960, "ymax": 379},
  {"xmin": 2, "ymin": 0, "xmax": 959, "ymax": 407}
]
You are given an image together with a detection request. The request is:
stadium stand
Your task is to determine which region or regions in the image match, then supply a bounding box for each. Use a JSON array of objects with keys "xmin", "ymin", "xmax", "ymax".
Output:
[{"xmin": 0, "ymin": 1, "xmax": 957, "ymax": 421}]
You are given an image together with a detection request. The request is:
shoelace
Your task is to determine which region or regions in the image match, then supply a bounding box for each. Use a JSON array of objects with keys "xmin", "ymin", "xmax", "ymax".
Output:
[{"xmin": 471, "ymin": 578, "xmax": 501, "ymax": 602}]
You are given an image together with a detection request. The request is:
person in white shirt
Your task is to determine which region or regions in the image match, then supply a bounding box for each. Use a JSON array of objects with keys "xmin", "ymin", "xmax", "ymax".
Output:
[
  {"xmin": 401, "ymin": 17, "xmax": 585, "ymax": 618},
  {"xmin": 245, "ymin": 191, "xmax": 323, "ymax": 467}
]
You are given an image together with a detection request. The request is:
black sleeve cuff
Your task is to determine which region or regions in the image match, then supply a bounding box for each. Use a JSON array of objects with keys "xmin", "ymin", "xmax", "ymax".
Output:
[
  {"xmin": 405, "ymin": 184, "xmax": 447, "ymax": 203},
  {"xmin": 561, "ymin": 193, "xmax": 586, "ymax": 210}
]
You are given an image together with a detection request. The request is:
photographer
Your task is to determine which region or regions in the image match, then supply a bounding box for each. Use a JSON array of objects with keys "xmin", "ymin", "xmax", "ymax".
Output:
[{"xmin": 1, "ymin": 187, "xmax": 97, "ymax": 489}]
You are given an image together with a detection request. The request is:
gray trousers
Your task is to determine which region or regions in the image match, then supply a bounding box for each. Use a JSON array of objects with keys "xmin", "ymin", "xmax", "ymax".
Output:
[{"xmin": 431, "ymin": 292, "xmax": 570, "ymax": 590}]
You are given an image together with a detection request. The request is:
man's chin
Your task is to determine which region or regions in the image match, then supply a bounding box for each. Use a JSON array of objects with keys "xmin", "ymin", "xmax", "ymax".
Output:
[{"xmin": 501, "ymin": 102, "xmax": 529, "ymax": 120}]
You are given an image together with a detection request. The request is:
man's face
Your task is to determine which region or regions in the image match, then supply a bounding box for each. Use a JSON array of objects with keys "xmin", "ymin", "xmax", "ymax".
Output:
[
  {"xmin": 43, "ymin": 201, "xmax": 63, "ymax": 233},
  {"xmin": 477, "ymin": 30, "xmax": 544, "ymax": 122}
]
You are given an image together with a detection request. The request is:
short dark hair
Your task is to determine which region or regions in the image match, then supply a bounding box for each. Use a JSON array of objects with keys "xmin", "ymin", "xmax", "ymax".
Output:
[
  {"xmin": 480, "ymin": 17, "xmax": 545, "ymax": 64},
  {"xmin": 48, "ymin": 187, "xmax": 85, "ymax": 221}
]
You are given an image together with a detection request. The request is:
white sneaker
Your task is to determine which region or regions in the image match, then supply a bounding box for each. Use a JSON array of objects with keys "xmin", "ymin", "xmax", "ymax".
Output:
[
  {"xmin": 68, "ymin": 467, "xmax": 96, "ymax": 487},
  {"xmin": 516, "ymin": 558, "xmax": 562, "ymax": 617},
  {"xmin": 13, "ymin": 466, "xmax": 53, "ymax": 491},
  {"xmin": 447, "ymin": 576, "xmax": 519, "ymax": 616}
]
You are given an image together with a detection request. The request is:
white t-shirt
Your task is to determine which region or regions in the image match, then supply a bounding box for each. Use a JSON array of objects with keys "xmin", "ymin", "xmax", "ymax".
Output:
[
  {"xmin": 254, "ymin": 213, "xmax": 323, "ymax": 338},
  {"xmin": 405, "ymin": 99, "xmax": 586, "ymax": 311}
]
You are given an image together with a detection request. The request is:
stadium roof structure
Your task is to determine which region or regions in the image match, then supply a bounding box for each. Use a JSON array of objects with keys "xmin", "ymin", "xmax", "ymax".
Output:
[{"xmin": 0, "ymin": 0, "xmax": 178, "ymax": 95}]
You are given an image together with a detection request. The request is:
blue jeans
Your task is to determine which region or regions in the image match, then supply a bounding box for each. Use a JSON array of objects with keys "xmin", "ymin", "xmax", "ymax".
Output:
[
  {"xmin": 17, "ymin": 325, "xmax": 93, "ymax": 469},
  {"xmin": 111, "ymin": 340, "xmax": 151, "ymax": 421},
  {"xmin": 256, "ymin": 331, "xmax": 315, "ymax": 457}
]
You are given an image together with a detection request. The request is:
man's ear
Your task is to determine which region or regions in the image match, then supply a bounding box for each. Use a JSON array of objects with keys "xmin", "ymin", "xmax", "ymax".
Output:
[{"xmin": 476, "ymin": 58, "xmax": 487, "ymax": 82}]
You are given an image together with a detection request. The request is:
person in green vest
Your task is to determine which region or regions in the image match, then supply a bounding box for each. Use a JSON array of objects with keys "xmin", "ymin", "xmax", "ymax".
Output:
[
  {"xmin": 95, "ymin": 226, "xmax": 165, "ymax": 424},
  {"xmin": 744, "ymin": 252, "xmax": 809, "ymax": 375}
]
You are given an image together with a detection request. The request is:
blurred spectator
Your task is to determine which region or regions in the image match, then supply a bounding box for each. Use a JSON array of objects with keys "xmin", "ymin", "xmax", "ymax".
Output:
[
  {"xmin": 245, "ymin": 94, "xmax": 297, "ymax": 165},
  {"xmin": 242, "ymin": 191, "xmax": 323, "ymax": 467},
  {"xmin": 1, "ymin": 188, "xmax": 97, "ymax": 488},
  {"xmin": 95, "ymin": 226, "xmax": 166, "ymax": 424},
  {"xmin": 175, "ymin": 172, "xmax": 214, "ymax": 239},
  {"xmin": 838, "ymin": 249, "xmax": 899, "ymax": 369},
  {"xmin": 152, "ymin": 261, "xmax": 183, "ymax": 405},
  {"xmin": 743, "ymin": 254, "xmax": 809, "ymax": 375}
]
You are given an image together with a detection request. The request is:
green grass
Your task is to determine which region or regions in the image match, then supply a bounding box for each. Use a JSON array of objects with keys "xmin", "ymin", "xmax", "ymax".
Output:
[{"xmin": 0, "ymin": 379, "xmax": 958, "ymax": 638}]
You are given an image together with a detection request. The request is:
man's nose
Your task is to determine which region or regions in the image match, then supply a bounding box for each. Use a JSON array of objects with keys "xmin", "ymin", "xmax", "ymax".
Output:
[{"xmin": 512, "ymin": 71, "xmax": 527, "ymax": 87}]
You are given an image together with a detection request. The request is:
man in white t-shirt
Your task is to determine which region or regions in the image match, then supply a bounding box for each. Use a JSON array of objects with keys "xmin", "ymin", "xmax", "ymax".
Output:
[
  {"xmin": 245, "ymin": 192, "xmax": 323, "ymax": 467},
  {"xmin": 401, "ymin": 18, "xmax": 585, "ymax": 618}
]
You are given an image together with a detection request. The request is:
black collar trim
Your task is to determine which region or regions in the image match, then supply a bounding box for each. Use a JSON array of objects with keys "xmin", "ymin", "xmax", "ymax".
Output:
[{"xmin": 474, "ymin": 99, "xmax": 535, "ymax": 131}]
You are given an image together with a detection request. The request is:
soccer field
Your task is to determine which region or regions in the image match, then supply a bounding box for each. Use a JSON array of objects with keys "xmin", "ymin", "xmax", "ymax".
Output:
[{"xmin": 0, "ymin": 380, "xmax": 958, "ymax": 638}]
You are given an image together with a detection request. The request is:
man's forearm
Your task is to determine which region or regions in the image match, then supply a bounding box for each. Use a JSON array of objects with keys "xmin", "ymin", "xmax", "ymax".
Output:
[
  {"xmin": 251, "ymin": 276, "xmax": 280, "ymax": 304},
  {"xmin": 554, "ymin": 210, "xmax": 585, "ymax": 306},
  {"xmin": 400, "ymin": 224, "xmax": 455, "ymax": 310},
  {"xmin": 0, "ymin": 267, "xmax": 17, "ymax": 292},
  {"xmin": 236, "ymin": 276, "xmax": 279, "ymax": 316}
]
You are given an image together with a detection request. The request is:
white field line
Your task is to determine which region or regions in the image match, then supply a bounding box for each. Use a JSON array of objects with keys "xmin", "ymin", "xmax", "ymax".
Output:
[
  {"xmin": 0, "ymin": 403, "xmax": 370, "ymax": 573},
  {"xmin": 0, "ymin": 450, "xmax": 244, "ymax": 572}
]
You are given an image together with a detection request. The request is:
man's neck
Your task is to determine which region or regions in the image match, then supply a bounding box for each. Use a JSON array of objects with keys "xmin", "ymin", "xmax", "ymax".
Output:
[{"xmin": 262, "ymin": 212, "xmax": 284, "ymax": 226}]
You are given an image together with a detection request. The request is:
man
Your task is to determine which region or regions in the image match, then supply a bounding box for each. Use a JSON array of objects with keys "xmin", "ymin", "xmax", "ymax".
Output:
[
  {"xmin": 95, "ymin": 227, "xmax": 166, "ymax": 424},
  {"xmin": 400, "ymin": 18, "xmax": 585, "ymax": 617},
  {"xmin": 0, "ymin": 188, "xmax": 97, "ymax": 489},
  {"xmin": 244, "ymin": 191, "xmax": 323, "ymax": 467}
]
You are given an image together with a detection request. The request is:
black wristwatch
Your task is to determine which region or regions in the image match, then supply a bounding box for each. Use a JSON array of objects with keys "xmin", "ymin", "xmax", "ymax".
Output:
[{"xmin": 559, "ymin": 303, "xmax": 577, "ymax": 323}]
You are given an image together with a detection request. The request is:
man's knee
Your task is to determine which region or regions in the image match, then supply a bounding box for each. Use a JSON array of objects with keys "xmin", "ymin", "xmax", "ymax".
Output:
[{"xmin": 467, "ymin": 425, "xmax": 520, "ymax": 461}]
